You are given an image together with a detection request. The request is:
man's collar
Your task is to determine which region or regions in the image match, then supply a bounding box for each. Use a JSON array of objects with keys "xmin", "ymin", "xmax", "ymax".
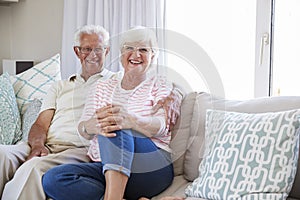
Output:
[{"xmin": 68, "ymin": 68, "xmax": 114, "ymax": 82}]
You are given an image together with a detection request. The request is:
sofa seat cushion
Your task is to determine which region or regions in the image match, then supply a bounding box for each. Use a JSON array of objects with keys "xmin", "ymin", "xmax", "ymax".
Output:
[
  {"xmin": 183, "ymin": 92, "xmax": 300, "ymax": 198},
  {"xmin": 152, "ymin": 176, "xmax": 190, "ymax": 200}
]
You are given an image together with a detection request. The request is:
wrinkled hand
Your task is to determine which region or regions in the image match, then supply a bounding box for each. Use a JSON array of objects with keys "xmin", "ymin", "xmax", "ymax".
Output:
[
  {"xmin": 84, "ymin": 105, "xmax": 119, "ymax": 137},
  {"xmin": 152, "ymin": 89, "xmax": 183, "ymax": 130},
  {"xmin": 88, "ymin": 105, "xmax": 134, "ymax": 137},
  {"xmin": 97, "ymin": 104, "xmax": 136, "ymax": 129},
  {"xmin": 26, "ymin": 145, "xmax": 49, "ymax": 161}
]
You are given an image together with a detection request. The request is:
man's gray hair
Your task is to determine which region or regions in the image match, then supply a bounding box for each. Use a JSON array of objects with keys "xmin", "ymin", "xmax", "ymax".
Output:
[{"xmin": 74, "ymin": 25, "xmax": 109, "ymax": 46}]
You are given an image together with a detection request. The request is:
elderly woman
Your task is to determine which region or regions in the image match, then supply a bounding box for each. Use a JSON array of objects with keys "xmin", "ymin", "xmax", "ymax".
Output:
[{"xmin": 42, "ymin": 26, "xmax": 181, "ymax": 200}]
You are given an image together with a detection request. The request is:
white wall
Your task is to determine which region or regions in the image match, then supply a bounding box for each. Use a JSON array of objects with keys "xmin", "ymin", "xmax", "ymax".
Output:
[{"xmin": 0, "ymin": 0, "xmax": 63, "ymax": 74}]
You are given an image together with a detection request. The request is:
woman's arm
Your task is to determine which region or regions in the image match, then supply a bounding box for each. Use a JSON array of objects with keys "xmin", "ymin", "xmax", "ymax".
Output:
[
  {"xmin": 131, "ymin": 113, "xmax": 166, "ymax": 137},
  {"xmin": 77, "ymin": 81, "xmax": 101, "ymax": 139}
]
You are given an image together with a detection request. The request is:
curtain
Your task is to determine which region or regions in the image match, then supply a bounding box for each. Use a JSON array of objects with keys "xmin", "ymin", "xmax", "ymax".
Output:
[{"xmin": 61, "ymin": 0, "xmax": 166, "ymax": 79}]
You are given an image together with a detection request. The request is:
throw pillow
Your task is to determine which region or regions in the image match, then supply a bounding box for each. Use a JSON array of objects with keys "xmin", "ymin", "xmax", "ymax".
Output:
[
  {"xmin": 0, "ymin": 73, "xmax": 22, "ymax": 144},
  {"xmin": 10, "ymin": 53, "xmax": 61, "ymax": 115},
  {"xmin": 185, "ymin": 109, "xmax": 300, "ymax": 199},
  {"xmin": 21, "ymin": 98, "xmax": 42, "ymax": 142}
]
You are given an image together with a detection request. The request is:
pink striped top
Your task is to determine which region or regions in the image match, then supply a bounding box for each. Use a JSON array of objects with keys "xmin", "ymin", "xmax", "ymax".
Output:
[{"xmin": 79, "ymin": 72, "xmax": 174, "ymax": 161}]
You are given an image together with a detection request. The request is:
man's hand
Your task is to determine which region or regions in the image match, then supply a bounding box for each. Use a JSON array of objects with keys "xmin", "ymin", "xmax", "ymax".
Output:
[
  {"xmin": 152, "ymin": 88, "xmax": 183, "ymax": 130},
  {"xmin": 26, "ymin": 145, "xmax": 49, "ymax": 161},
  {"xmin": 26, "ymin": 109, "xmax": 53, "ymax": 161}
]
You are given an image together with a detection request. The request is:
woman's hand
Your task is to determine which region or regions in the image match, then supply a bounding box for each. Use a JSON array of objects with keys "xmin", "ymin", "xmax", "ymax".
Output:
[
  {"xmin": 92, "ymin": 104, "xmax": 161, "ymax": 138},
  {"xmin": 87, "ymin": 104, "xmax": 131, "ymax": 137},
  {"xmin": 96, "ymin": 104, "xmax": 136, "ymax": 130}
]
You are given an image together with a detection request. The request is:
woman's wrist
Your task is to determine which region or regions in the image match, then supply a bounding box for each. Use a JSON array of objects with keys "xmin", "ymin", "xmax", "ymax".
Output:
[{"xmin": 79, "ymin": 122, "xmax": 95, "ymax": 139}]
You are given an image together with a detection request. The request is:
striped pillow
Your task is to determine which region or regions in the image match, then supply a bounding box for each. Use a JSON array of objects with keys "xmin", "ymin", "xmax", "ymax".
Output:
[{"xmin": 10, "ymin": 54, "xmax": 61, "ymax": 115}]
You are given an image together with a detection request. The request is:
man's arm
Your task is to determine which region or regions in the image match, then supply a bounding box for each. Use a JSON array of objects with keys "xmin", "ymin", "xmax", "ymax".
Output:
[
  {"xmin": 26, "ymin": 109, "xmax": 54, "ymax": 160},
  {"xmin": 152, "ymin": 83, "xmax": 184, "ymax": 130}
]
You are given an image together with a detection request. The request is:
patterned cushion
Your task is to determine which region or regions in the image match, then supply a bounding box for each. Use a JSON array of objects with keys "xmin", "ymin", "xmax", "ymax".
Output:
[
  {"xmin": 0, "ymin": 73, "xmax": 22, "ymax": 144},
  {"xmin": 185, "ymin": 109, "xmax": 300, "ymax": 199},
  {"xmin": 10, "ymin": 54, "xmax": 61, "ymax": 115},
  {"xmin": 21, "ymin": 98, "xmax": 42, "ymax": 141}
]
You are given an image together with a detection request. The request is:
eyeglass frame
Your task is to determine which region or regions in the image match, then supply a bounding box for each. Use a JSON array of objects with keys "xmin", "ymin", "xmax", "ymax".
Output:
[
  {"xmin": 76, "ymin": 46, "xmax": 107, "ymax": 54},
  {"xmin": 121, "ymin": 44, "xmax": 154, "ymax": 54}
]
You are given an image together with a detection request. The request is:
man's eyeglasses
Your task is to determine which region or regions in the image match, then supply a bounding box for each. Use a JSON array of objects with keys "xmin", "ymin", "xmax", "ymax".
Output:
[
  {"xmin": 122, "ymin": 45, "xmax": 152, "ymax": 54},
  {"xmin": 76, "ymin": 46, "xmax": 107, "ymax": 54}
]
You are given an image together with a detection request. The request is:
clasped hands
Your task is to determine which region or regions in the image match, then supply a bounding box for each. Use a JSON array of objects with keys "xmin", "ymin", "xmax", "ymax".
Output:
[
  {"xmin": 83, "ymin": 90, "xmax": 182, "ymax": 138},
  {"xmin": 83, "ymin": 104, "xmax": 129, "ymax": 137}
]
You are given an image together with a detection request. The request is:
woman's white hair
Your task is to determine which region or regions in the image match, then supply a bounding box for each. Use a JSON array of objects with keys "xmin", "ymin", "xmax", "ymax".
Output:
[
  {"xmin": 119, "ymin": 26, "xmax": 158, "ymax": 54},
  {"xmin": 74, "ymin": 25, "xmax": 109, "ymax": 46}
]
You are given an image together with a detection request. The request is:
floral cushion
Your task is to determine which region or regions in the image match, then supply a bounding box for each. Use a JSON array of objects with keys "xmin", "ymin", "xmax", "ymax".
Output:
[
  {"xmin": 21, "ymin": 98, "xmax": 42, "ymax": 141},
  {"xmin": 0, "ymin": 73, "xmax": 22, "ymax": 144}
]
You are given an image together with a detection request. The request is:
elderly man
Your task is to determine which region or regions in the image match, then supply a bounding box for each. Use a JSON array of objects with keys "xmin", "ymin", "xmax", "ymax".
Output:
[{"xmin": 0, "ymin": 24, "xmax": 182, "ymax": 200}]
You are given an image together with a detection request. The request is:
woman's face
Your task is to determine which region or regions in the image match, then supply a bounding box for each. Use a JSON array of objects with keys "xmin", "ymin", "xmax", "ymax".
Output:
[{"xmin": 120, "ymin": 41, "xmax": 155, "ymax": 75}]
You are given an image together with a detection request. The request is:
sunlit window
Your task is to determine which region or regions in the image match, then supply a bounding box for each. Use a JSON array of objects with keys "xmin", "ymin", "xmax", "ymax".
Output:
[
  {"xmin": 272, "ymin": 0, "xmax": 300, "ymax": 96},
  {"xmin": 166, "ymin": 0, "xmax": 256, "ymax": 99}
]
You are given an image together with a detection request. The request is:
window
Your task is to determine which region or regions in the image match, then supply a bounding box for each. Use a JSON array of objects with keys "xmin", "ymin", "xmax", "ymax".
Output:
[
  {"xmin": 166, "ymin": 0, "xmax": 300, "ymax": 99},
  {"xmin": 166, "ymin": 0, "xmax": 256, "ymax": 99},
  {"xmin": 271, "ymin": 0, "xmax": 300, "ymax": 96}
]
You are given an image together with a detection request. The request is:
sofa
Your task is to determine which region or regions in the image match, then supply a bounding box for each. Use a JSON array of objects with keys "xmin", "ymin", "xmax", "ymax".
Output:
[
  {"xmin": 153, "ymin": 92, "xmax": 300, "ymax": 200},
  {"xmin": 1, "ymin": 53, "xmax": 299, "ymax": 199}
]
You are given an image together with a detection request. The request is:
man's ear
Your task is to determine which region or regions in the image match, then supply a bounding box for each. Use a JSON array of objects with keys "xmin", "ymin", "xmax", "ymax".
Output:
[
  {"xmin": 73, "ymin": 46, "xmax": 80, "ymax": 57},
  {"xmin": 105, "ymin": 46, "xmax": 110, "ymax": 56}
]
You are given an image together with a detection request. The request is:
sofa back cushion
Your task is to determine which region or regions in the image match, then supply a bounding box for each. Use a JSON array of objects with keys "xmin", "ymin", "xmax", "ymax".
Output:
[
  {"xmin": 170, "ymin": 92, "xmax": 197, "ymax": 176},
  {"xmin": 183, "ymin": 92, "xmax": 300, "ymax": 198}
]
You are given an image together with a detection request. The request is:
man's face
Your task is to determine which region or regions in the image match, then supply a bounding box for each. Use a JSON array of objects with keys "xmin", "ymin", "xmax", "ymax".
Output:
[{"xmin": 74, "ymin": 33, "xmax": 109, "ymax": 78}]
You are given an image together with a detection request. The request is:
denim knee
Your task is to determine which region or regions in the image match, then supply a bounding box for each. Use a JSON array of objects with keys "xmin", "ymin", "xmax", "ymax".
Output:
[
  {"xmin": 42, "ymin": 167, "xmax": 60, "ymax": 199},
  {"xmin": 98, "ymin": 129, "xmax": 134, "ymax": 177}
]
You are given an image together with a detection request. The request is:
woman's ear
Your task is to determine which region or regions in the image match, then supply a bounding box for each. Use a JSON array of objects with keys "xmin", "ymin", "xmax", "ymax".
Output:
[{"xmin": 150, "ymin": 51, "xmax": 157, "ymax": 63}]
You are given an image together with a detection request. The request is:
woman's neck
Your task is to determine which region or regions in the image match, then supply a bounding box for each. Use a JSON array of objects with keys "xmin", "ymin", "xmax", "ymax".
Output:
[{"xmin": 121, "ymin": 72, "xmax": 146, "ymax": 90}]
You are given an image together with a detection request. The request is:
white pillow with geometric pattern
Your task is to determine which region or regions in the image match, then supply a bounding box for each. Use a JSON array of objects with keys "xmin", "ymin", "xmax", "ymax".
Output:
[
  {"xmin": 10, "ymin": 54, "xmax": 61, "ymax": 115},
  {"xmin": 185, "ymin": 109, "xmax": 300, "ymax": 200}
]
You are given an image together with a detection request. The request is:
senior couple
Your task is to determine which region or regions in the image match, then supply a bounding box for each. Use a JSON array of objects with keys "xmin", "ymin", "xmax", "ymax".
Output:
[{"xmin": 0, "ymin": 24, "xmax": 185, "ymax": 200}]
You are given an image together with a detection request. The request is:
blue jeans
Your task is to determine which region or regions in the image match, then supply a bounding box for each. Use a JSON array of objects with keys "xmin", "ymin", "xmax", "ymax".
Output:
[{"xmin": 42, "ymin": 130, "xmax": 173, "ymax": 200}]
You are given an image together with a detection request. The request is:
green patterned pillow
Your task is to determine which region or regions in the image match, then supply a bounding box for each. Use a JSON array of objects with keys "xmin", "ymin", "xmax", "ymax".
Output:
[
  {"xmin": 0, "ymin": 73, "xmax": 22, "ymax": 144},
  {"xmin": 185, "ymin": 109, "xmax": 300, "ymax": 200},
  {"xmin": 21, "ymin": 98, "xmax": 42, "ymax": 141}
]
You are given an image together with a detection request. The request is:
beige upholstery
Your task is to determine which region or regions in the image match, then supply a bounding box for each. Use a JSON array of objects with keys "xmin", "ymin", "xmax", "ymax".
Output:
[
  {"xmin": 171, "ymin": 92, "xmax": 198, "ymax": 176},
  {"xmin": 154, "ymin": 92, "xmax": 300, "ymax": 199}
]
